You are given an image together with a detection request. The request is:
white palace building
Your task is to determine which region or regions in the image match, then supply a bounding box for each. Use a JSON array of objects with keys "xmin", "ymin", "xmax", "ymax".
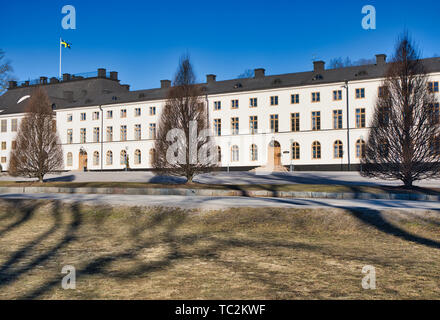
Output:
[{"xmin": 0, "ymin": 54, "xmax": 439, "ymax": 172}]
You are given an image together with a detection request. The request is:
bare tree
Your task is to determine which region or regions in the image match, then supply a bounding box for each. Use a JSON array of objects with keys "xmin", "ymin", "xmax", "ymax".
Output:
[
  {"xmin": 8, "ymin": 87, "xmax": 63, "ymax": 182},
  {"xmin": 237, "ymin": 69, "xmax": 254, "ymax": 79},
  {"xmin": 0, "ymin": 49, "xmax": 14, "ymax": 94},
  {"xmin": 361, "ymin": 34, "xmax": 440, "ymax": 187},
  {"xmin": 153, "ymin": 55, "xmax": 216, "ymax": 183}
]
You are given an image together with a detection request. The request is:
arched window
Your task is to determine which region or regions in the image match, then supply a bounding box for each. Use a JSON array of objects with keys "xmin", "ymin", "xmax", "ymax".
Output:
[
  {"xmin": 217, "ymin": 146, "xmax": 222, "ymax": 163},
  {"xmin": 250, "ymin": 144, "xmax": 258, "ymax": 161},
  {"xmin": 291, "ymin": 142, "xmax": 300, "ymax": 160},
  {"xmin": 312, "ymin": 141, "xmax": 321, "ymax": 159},
  {"xmin": 120, "ymin": 150, "xmax": 127, "ymax": 165},
  {"xmin": 66, "ymin": 152, "xmax": 73, "ymax": 166},
  {"xmin": 106, "ymin": 151, "xmax": 113, "ymax": 165},
  {"xmin": 134, "ymin": 149, "xmax": 141, "ymax": 165},
  {"xmin": 93, "ymin": 151, "xmax": 100, "ymax": 166},
  {"xmin": 231, "ymin": 145, "xmax": 239, "ymax": 162},
  {"xmin": 149, "ymin": 148, "xmax": 156, "ymax": 166},
  {"xmin": 333, "ymin": 140, "xmax": 343, "ymax": 159},
  {"xmin": 356, "ymin": 139, "xmax": 366, "ymax": 158}
]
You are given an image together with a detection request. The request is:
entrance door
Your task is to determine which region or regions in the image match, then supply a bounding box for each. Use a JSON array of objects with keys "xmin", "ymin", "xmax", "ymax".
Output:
[
  {"xmin": 268, "ymin": 141, "xmax": 281, "ymax": 166},
  {"xmin": 79, "ymin": 151, "xmax": 88, "ymax": 171}
]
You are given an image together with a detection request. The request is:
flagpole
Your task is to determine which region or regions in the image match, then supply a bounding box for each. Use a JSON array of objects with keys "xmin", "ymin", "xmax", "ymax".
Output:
[{"xmin": 59, "ymin": 37, "xmax": 62, "ymax": 78}]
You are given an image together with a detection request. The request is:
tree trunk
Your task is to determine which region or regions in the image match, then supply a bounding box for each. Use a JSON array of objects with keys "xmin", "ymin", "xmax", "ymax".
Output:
[{"xmin": 38, "ymin": 175, "xmax": 44, "ymax": 183}]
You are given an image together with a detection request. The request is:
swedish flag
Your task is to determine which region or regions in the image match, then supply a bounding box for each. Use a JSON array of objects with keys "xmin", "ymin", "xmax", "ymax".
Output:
[{"xmin": 61, "ymin": 39, "xmax": 71, "ymax": 49}]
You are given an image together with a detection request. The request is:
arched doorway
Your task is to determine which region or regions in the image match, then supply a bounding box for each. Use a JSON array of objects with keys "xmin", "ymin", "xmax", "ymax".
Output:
[
  {"xmin": 268, "ymin": 141, "xmax": 281, "ymax": 166},
  {"xmin": 78, "ymin": 149, "xmax": 88, "ymax": 171}
]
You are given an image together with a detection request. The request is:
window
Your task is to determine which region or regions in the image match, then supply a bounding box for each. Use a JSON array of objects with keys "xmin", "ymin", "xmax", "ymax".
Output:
[
  {"xmin": 11, "ymin": 141, "xmax": 16, "ymax": 150},
  {"xmin": 0, "ymin": 157, "xmax": 6, "ymax": 164},
  {"xmin": 135, "ymin": 124, "xmax": 142, "ymax": 140},
  {"xmin": 291, "ymin": 94, "xmax": 299, "ymax": 104},
  {"xmin": 67, "ymin": 152, "xmax": 73, "ymax": 166},
  {"xmin": 1, "ymin": 119, "xmax": 7, "ymax": 132},
  {"xmin": 431, "ymin": 103, "xmax": 440, "ymax": 124},
  {"xmin": 106, "ymin": 151, "xmax": 113, "ymax": 165},
  {"xmin": 67, "ymin": 129, "xmax": 73, "ymax": 144},
  {"xmin": 120, "ymin": 150, "xmax": 127, "ymax": 165},
  {"xmin": 231, "ymin": 117, "xmax": 239, "ymax": 135},
  {"xmin": 80, "ymin": 128, "xmax": 86, "ymax": 143},
  {"xmin": 311, "ymin": 92, "xmax": 320, "ymax": 102},
  {"xmin": 334, "ymin": 140, "xmax": 343, "ymax": 159},
  {"xmin": 249, "ymin": 116, "xmax": 258, "ymax": 134},
  {"xmin": 356, "ymin": 108, "xmax": 366, "ymax": 128},
  {"xmin": 312, "ymin": 111, "xmax": 321, "ymax": 131},
  {"xmin": 333, "ymin": 90, "xmax": 342, "ymax": 101},
  {"xmin": 250, "ymin": 98, "xmax": 257, "ymax": 108},
  {"xmin": 270, "ymin": 96, "xmax": 279, "ymax": 106},
  {"xmin": 378, "ymin": 86, "xmax": 388, "ymax": 97},
  {"xmin": 149, "ymin": 106, "xmax": 156, "ymax": 115},
  {"xmin": 379, "ymin": 106, "xmax": 390, "ymax": 125},
  {"xmin": 1, "ymin": 141, "xmax": 6, "ymax": 150},
  {"xmin": 93, "ymin": 151, "xmax": 100, "ymax": 166},
  {"xmin": 214, "ymin": 119, "xmax": 221, "ymax": 136},
  {"xmin": 120, "ymin": 109, "xmax": 127, "ymax": 118},
  {"xmin": 92, "ymin": 111, "xmax": 100, "ymax": 120},
  {"xmin": 11, "ymin": 119, "xmax": 18, "ymax": 132},
  {"xmin": 149, "ymin": 123, "xmax": 156, "ymax": 139},
  {"xmin": 250, "ymin": 144, "xmax": 258, "ymax": 161},
  {"xmin": 67, "ymin": 114, "xmax": 73, "ymax": 122},
  {"xmin": 270, "ymin": 114, "xmax": 279, "ymax": 133},
  {"xmin": 355, "ymin": 88, "xmax": 365, "ymax": 99},
  {"xmin": 120, "ymin": 125, "xmax": 127, "ymax": 141},
  {"xmin": 134, "ymin": 149, "xmax": 141, "ymax": 165},
  {"xmin": 356, "ymin": 139, "xmax": 366, "ymax": 158},
  {"xmin": 312, "ymin": 141, "xmax": 321, "ymax": 159},
  {"xmin": 80, "ymin": 113, "xmax": 86, "ymax": 121},
  {"xmin": 231, "ymin": 99, "xmax": 239, "ymax": 109},
  {"xmin": 214, "ymin": 101, "xmax": 221, "ymax": 110},
  {"xmin": 107, "ymin": 110, "xmax": 113, "ymax": 119},
  {"xmin": 231, "ymin": 145, "xmax": 239, "ymax": 162},
  {"xmin": 291, "ymin": 142, "xmax": 300, "ymax": 160},
  {"xmin": 428, "ymin": 81, "xmax": 439, "ymax": 93},
  {"xmin": 135, "ymin": 108, "xmax": 141, "ymax": 117},
  {"xmin": 106, "ymin": 126, "xmax": 113, "ymax": 142},
  {"xmin": 93, "ymin": 127, "xmax": 100, "ymax": 143},
  {"xmin": 291, "ymin": 113, "xmax": 300, "ymax": 132},
  {"xmin": 333, "ymin": 110, "xmax": 343, "ymax": 129}
]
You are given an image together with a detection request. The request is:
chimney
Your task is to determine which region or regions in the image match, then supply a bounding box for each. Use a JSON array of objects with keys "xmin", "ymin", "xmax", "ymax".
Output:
[
  {"xmin": 160, "ymin": 80, "xmax": 171, "ymax": 88},
  {"xmin": 121, "ymin": 84, "xmax": 130, "ymax": 91},
  {"xmin": 376, "ymin": 54, "xmax": 387, "ymax": 65},
  {"xmin": 254, "ymin": 68, "xmax": 265, "ymax": 78},
  {"xmin": 313, "ymin": 61, "xmax": 325, "ymax": 72},
  {"xmin": 63, "ymin": 73, "xmax": 71, "ymax": 81},
  {"xmin": 110, "ymin": 71, "xmax": 118, "ymax": 80},
  {"xmin": 8, "ymin": 81, "xmax": 17, "ymax": 89},
  {"xmin": 63, "ymin": 91, "xmax": 74, "ymax": 102},
  {"xmin": 50, "ymin": 77, "xmax": 59, "ymax": 84},
  {"xmin": 97, "ymin": 68, "xmax": 106, "ymax": 78},
  {"xmin": 206, "ymin": 74, "xmax": 216, "ymax": 83},
  {"xmin": 40, "ymin": 76, "xmax": 48, "ymax": 84}
]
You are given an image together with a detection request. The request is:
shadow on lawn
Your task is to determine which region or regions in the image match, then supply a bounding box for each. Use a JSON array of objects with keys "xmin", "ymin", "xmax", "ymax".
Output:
[{"xmin": 0, "ymin": 199, "xmax": 438, "ymax": 299}]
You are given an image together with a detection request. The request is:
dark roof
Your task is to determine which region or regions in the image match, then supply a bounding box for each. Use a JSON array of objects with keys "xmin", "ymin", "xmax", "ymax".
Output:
[{"xmin": 1, "ymin": 57, "xmax": 440, "ymax": 114}]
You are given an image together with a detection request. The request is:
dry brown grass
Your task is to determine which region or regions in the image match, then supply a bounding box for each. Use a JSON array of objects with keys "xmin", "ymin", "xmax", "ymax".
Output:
[{"xmin": 0, "ymin": 199, "xmax": 439, "ymax": 300}]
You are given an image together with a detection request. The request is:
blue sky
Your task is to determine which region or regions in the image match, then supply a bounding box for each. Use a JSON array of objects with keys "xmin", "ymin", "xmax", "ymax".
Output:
[{"xmin": 1, "ymin": 0, "xmax": 439, "ymax": 90}]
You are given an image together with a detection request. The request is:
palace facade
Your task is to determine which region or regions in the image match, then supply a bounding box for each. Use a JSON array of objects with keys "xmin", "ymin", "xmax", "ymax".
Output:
[{"xmin": 1, "ymin": 54, "xmax": 439, "ymax": 172}]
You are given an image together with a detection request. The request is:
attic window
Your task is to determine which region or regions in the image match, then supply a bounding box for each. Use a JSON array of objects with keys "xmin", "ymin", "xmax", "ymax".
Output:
[
  {"xmin": 272, "ymin": 78, "xmax": 282, "ymax": 85},
  {"xmin": 51, "ymin": 103, "xmax": 56, "ymax": 110},
  {"xmin": 85, "ymin": 99, "xmax": 92, "ymax": 103},
  {"xmin": 356, "ymin": 70, "xmax": 368, "ymax": 76},
  {"xmin": 201, "ymin": 86, "xmax": 208, "ymax": 92},
  {"xmin": 234, "ymin": 83, "xmax": 242, "ymax": 89},
  {"xmin": 112, "ymin": 96, "xmax": 118, "ymax": 101},
  {"xmin": 312, "ymin": 74, "xmax": 323, "ymax": 81},
  {"xmin": 139, "ymin": 93, "xmax": 145, "ymax": 98}
]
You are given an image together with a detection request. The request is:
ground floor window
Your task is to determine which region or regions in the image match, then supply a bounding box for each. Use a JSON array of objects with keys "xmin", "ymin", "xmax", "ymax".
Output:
[
  {"xmin": 134, "ymin": 149, "xmax": 141, "ymax": 164},
  {"xmin": 312, "ymin": 141, "xmax": 321, "ymax": 159},
  {"xmin": 66, "ymin": 152, "xmax": 73, "ymax": 166},
  {"xmin": 231, "ymin": 145, "xmax": 239, "ymax": 162},
  {"xmin": 291, "ymin": 142, "xmax": 300, "ymax": 160},
  {"xmin": 106, "ymin": 151, "xmax": 113, "ymax": 165}
]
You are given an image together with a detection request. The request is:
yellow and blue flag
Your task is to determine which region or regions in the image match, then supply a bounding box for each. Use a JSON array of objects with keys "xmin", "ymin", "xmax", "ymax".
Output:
[{"xmin": 61, "ymin": 39, "xmax": 72, "ymax": 49}]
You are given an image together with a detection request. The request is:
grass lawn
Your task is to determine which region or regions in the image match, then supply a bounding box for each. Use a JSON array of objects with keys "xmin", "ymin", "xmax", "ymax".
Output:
[
  {"xmin": 0, "ymin": 180, "xmax": 439, "ymax": 195},
  {"xmin": 0, "ymin": 200, "xmax": 439, "ymax": 299}
]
